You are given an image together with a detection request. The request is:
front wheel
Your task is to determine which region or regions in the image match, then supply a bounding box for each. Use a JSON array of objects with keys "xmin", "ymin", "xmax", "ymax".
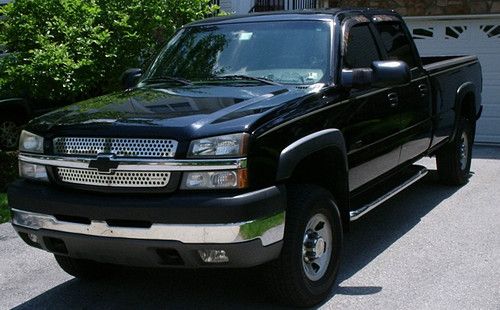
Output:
[
  {"xmin": 436, "ymin": 117, "xmax": 474, "ymax": 185},
  {"xmin": 264, "ymin": 185, "xmax": 343, "ymax": 307}
]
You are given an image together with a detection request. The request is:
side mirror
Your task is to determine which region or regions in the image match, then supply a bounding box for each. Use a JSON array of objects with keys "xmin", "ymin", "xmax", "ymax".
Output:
[
  {"xmin": 120, "ymin": 68, "xmax": 142, "ymax": 90},
  {"xmin": 341, "ymin": 60, "xmax": 410, "ymax": 89},
  {"xmin": 371, "ymin": 60, "xmax": 411, "ymax": 87}
]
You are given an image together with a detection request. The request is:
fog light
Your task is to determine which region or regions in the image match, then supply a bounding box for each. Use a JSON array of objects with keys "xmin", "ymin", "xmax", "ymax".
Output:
[
  {"xmin": 19, "ymin": 161, "xmax": 49, "ymax": 181},
  {"xmin": 198, "ymin": 249, "xmax": 229, "ymax": 263},
  {"xmin": 181, "ymin": 169, "xmax": 248, "ymax": 189},
  {"xmin": 28, "ymin": 233, "xmax": 39, "ymax": 244}
]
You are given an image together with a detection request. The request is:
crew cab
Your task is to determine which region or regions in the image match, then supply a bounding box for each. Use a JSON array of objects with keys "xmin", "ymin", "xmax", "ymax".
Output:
[{"xmin": 8, "ymin": 9, "xmax": 482, "ymax": 307}]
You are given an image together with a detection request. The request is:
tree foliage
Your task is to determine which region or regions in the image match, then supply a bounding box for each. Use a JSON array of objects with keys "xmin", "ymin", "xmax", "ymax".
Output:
[{"xmin": 0, "ymin": 0, "xmax": 217, "ymax": 103}]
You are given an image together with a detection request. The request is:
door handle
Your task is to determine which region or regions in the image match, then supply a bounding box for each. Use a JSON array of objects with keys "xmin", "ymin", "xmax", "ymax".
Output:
[
  {"xmin": 388, "ymin": 92, "xmax": 399, "ymax": 108},
  {"xmin": 418, "ymin": 84, "xmax": 428, "ymax": 97}
]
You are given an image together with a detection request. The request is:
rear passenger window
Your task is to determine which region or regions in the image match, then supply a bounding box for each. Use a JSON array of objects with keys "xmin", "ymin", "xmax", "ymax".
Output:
[
  {"xmin": 344, "ymin": 24, "xmax": 381, "ymax": 69},
  {"xmin": 375, "ymin": 22, "xmax": 417, "ymax": 68}
]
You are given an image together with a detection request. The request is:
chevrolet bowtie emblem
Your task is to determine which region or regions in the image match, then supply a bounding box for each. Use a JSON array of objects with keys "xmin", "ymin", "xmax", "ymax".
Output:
[{"xmin": 88, "ymin": 154, "xmax": 119, "ymax": 174}]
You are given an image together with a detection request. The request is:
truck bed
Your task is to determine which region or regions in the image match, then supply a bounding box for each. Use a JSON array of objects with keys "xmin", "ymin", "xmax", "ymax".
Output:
[{"xmin": 420, "ymin": 55, "xmax": 482, "ymax": 150}]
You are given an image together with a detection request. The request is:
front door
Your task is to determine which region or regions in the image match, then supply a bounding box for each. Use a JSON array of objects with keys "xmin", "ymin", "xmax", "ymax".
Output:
[{"xmin": 340, "ymin": 20, "xmax": 403, "ymax": 191}]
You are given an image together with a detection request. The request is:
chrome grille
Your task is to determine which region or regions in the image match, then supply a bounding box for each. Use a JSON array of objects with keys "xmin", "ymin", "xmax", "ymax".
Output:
[
  {"xmin": 57, "ymin": 168, "xmax": 171, "ymax": 188},
  {"xmin": 53, "ymin": 137, "xmax": 178, "ymax": 158}
]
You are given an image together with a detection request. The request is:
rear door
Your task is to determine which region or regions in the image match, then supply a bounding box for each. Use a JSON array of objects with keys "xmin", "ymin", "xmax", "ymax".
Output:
[{"xmin": 372, "ymin": 17, "xmax": 433, "ymax": 164}]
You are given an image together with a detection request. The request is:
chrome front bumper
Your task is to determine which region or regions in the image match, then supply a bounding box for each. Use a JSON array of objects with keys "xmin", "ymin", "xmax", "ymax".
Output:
[{"xmin": 11, "ymin": 208, "xmax": 285, "ymax": 246}]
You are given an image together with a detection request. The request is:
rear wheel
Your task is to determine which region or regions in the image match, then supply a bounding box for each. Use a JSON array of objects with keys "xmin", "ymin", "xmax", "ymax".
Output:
[
  {"xmin": 54, "ymin": 255, "xmax": 109, "ymax": 280},
  {"xmin": 264, "ymin": 185, "xmax": 343, "ymax": 307},
  {"xmin": 436, "ymin": 117, "xmax": 474, "ymax": 185}
]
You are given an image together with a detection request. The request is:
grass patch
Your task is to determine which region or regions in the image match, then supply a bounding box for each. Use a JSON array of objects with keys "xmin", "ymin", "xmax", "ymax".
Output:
[{"xmin": 0, "ymin": 193, "xmax": 9, "ymax": 223}]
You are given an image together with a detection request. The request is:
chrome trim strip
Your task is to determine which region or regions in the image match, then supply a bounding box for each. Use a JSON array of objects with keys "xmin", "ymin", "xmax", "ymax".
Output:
[
  {"xmin": 18, "ymin": 154, "xmax": 247, "ymax": 172},
  {"xmin": 11, "ymin": 209, "xmax": 285, "ymax": 246},
  {"xmin": 350, "ymin": 167, "xmax": 428, "ymax": 221}
]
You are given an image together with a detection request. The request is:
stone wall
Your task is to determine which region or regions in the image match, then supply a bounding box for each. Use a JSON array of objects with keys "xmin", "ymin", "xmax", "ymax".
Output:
[{"xmin": 318, "ymin": 0, "xmax": 500, "ymax": 15}]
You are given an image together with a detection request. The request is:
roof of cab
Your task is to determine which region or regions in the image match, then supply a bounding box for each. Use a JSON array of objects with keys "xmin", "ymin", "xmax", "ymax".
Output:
[{"xmin": 186, "ymin": 8, "xmax": 398, "ymax": 27}]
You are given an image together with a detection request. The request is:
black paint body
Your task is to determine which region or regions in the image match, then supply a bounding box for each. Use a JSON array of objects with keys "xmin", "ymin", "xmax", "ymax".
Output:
[{"xmin": 22, "ymin": 9, "xmax": 482, "ymax": 218}]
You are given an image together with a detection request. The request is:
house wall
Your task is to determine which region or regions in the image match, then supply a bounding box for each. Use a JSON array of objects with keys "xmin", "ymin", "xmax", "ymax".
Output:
[{"xmin": 317, "ymin": 0, "xmax": 500, "ymax": 16}]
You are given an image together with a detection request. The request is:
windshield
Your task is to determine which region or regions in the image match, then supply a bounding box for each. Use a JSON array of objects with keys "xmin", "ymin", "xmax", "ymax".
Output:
[{"xmin": 143, "ymin": 21, "xmax": 332, "ymax": 85}]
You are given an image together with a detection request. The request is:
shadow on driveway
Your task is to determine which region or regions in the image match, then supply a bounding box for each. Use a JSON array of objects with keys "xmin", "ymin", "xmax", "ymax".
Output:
[{"xmin": 13, "ymin": 171, "xmax": 460, "ymax": 309}]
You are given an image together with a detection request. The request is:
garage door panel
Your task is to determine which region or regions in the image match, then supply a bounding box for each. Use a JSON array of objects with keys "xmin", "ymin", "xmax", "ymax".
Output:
[
  {"xmin": 406, "ymin": 16, "xmax": 500, "ymax": 143},
  {"xmin": 480, "ymin": 104, "xmax": 500, "ymax": 115},
  {"xmin": 477, "ymin": 120, "xmax": 500, "ymax": 143},
  {"xmin": 482, "ymin": 92, "xmax": 500, "ymax": 104}
]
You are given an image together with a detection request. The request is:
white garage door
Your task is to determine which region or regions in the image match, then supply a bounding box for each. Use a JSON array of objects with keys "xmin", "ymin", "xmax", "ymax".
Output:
[{"xmin": 405, "ymin": 15, "xmax": 500, "ymax": 144}]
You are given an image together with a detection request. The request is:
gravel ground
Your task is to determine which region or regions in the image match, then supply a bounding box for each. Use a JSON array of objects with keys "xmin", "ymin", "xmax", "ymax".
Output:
[{"xmin": 0, "ymin": 146, "xmax": 499, "ymax": 310}]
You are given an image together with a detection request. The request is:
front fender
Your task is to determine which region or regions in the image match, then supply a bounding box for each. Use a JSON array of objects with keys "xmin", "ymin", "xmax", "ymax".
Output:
[{"xmin": 276, "ymin": 129, "xmax": 347, "ymax": 181}]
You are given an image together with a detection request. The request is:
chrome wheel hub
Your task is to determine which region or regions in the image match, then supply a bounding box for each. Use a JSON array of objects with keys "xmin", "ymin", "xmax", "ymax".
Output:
[
  {"xmin": 303, "ymin": 232, "xmax": 326, "ymax": 262},
  {"xmin": 302, "ymin": 213, "xmax": 332, "ymax": 281},
  {"xmin": 459, "ymin": 132, "xmax": 469, "ymax": 170}
]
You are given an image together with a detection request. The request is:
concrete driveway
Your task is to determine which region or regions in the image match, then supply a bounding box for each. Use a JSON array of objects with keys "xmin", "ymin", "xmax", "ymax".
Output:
[{"xmin": 1, "ymin": 146, "xmax": 499, "ymax": 309}]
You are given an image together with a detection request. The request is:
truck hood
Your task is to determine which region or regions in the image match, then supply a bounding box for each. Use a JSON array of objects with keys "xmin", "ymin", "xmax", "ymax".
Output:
[{"xmin": 28, "ymin": 84, "xmax": 320, "ymax": 140}]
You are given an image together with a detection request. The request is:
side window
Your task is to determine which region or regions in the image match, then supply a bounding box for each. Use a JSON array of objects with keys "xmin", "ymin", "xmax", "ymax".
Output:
[
  {"xmin": 375, "ymin": 22, "xmax": 418, "ymax": 68},
  {"xmin": 344, "ymin": 24, "xmax": 381, "ymax": 69}
]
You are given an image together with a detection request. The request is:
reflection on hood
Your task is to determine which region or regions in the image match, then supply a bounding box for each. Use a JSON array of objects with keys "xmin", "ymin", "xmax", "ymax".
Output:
[{"xmin": 28, "ymin": 83, "xmax": 325, "ymax": 137}]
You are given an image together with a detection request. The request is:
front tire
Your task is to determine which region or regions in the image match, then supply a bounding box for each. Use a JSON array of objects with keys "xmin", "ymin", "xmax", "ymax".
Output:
[
  {"xmin": 264, "ymin": 184, "xmax": 343, "ymax": 307},
  {"xmin": 436, "ymin": 117, "xmax": 474, "ymax": 185}
]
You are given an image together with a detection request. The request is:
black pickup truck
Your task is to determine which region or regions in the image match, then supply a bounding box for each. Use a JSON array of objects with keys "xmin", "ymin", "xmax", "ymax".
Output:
[{"xmin": 8, "ymin": 9, "xmax": 482, "ymax": 307}]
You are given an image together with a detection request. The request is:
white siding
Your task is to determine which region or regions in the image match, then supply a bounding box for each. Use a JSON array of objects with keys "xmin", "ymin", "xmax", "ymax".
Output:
[
  {"xmin": 219, "ymin": 0, "xmax": 254, "ymax": 14},
  {"xmin": 406, "ymin": 15, "xmax": 500, "ymax": 144}
]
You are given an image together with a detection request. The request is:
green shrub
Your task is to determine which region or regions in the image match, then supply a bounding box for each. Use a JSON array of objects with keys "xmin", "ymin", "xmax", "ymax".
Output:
[{"xmin": 0, "ymin": 0, "xmax": 218, "ymax": 103}]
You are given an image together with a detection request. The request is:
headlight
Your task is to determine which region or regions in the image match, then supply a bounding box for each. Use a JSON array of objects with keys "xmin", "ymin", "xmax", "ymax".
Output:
[
  {"xmin": 19, "ymin": 161, "xmax": 49, "ymax": 181},
  {"xmin": 181, "ymin": 169, "xmax": 248, "ymax": 190},
  {"xmin": 188, "ymin": 133, "xmax": 249, "ymax": 158},
  {"xmin": 19, "ymin": 130, "xmax": 44, "ymax": 153}
]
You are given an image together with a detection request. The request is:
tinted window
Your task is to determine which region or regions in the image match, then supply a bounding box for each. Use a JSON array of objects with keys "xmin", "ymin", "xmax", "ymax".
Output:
[
  {"xmin": 344, "ymin": 24, "xmax": 380, "ymax": 69},
  {"xmin": 375, "ymin": 22, "xmax": 417, "ymax": 67},
  {"xmin": 145, "ymin": 21, "xmax": 331, "ymax": 85}
]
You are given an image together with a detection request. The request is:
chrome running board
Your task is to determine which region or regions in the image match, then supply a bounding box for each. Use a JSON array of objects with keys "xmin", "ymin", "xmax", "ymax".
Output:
[{"xmin": 350, "ymin": 167, "xmax": 428, "ymax": 221}]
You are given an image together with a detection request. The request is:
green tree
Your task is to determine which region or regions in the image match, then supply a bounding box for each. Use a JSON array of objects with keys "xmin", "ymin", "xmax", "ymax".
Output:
[{"xmin": 0, "ymin": 0, "xmax": 217, "ymax": 104}]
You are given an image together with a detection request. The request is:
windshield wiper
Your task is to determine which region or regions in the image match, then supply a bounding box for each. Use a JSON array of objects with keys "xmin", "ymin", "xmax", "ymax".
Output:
[
  {"xmin": 142, "ymin": 76, "xmax": 192, "ymax": 86},
  {"xmin": 209, "ymin": 75, "xmax": 282, "ymax": 86}
]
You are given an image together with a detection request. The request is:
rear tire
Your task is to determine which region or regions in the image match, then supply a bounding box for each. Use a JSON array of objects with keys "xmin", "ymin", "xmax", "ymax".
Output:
[
  {"xmin": 436, "ymin": 117, "xmax": 474, "ymax": 185},
  {"xmin": 54, "ymin": 255, "xmax": 109, "ymax": 280},
  {"xmin": 264, "ymin": 184, "xmax": 343, "ymax": 307}
]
